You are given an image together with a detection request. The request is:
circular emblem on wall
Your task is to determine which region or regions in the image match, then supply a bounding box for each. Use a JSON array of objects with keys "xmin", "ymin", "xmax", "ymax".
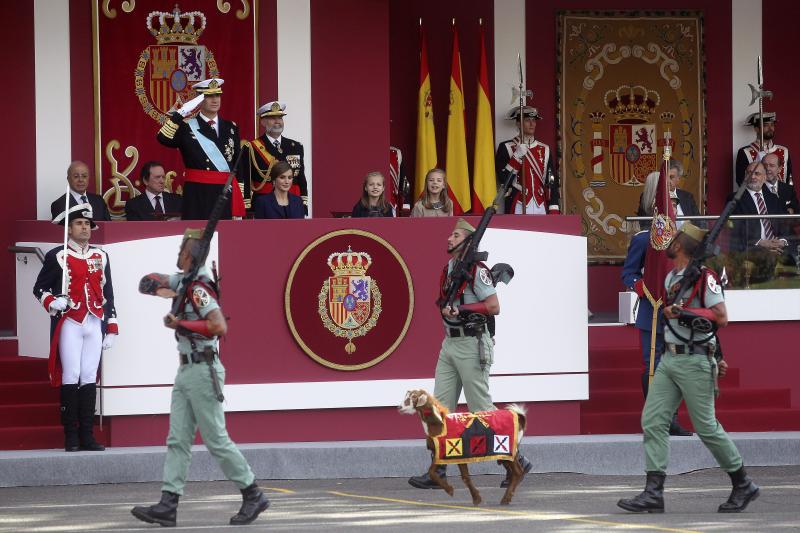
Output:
[{"xmin": 285, "ymin": 230, "xmax": 414, "ymax": 371}]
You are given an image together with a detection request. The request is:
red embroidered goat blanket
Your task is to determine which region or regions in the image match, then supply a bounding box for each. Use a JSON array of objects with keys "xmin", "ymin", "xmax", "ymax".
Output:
[{"xmin": 432, "ymin": 410, "xmax": 519, "ymax": 465}]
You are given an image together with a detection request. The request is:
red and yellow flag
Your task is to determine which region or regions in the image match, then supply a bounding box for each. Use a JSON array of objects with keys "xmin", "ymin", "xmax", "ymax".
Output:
[
  {"xmin": 414, "ymin": 25, "xmax": 437, "ymax": 201},
  {"xmin": 445, "ymin": 24, "xmax": 470, "ymax": 214},
  {"xmin": 471, "ymin": 24, "xmax": 495, "ymax": 213}
]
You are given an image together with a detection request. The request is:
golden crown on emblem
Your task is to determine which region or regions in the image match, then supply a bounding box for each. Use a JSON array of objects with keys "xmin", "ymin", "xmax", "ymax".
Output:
[
  {"xmin": 604, "ymin": 85, "xmax": 661, "ymax": 122},
  {"xmin": 327, "ymin": 246, "xmax": 373, "ymax": 276},
  {"xmin": 147, "ymin": 5, "xmax": 207, "ymax": 45}
]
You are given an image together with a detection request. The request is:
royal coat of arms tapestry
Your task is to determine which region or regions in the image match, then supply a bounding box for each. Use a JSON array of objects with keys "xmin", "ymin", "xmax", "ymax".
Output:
[
  {"xmin": 94, "ymin": 1, "xmax": 256, "ymax": 217},
  {"xmin": 557, "ymin": 11, "xmax": 707, "ymax": 260}
]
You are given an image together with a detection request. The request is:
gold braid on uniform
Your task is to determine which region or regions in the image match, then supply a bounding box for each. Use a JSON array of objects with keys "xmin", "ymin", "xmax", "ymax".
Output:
[
  {"xmin": 159, "ymin": 119, "xmax": 179, "ymax": 140},
  {"xmin": 246, "ymin": 140, "xmax": 275, "ymax": 194}
]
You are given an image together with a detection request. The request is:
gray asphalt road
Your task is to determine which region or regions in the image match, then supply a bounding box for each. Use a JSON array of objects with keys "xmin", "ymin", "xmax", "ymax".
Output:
[{"xmin": 0, "ymin": 467, "xmax": 797, "ymax": 532}]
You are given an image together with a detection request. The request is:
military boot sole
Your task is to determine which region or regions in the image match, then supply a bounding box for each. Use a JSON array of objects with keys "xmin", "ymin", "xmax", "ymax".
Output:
[
  {"xmin": 718, "ymin": 486, "xmax": 760, "ymax": 513},
  {"xmin": 230, "ymin": 497, "xmax": 270, "ymax": 526},
  {"xmin": 616, "ymin": 499, "xmax": 665, "ymax": 513},
  {"xmin": 131, "ymin": 507, "xmax": 176, "ymax": 527}
]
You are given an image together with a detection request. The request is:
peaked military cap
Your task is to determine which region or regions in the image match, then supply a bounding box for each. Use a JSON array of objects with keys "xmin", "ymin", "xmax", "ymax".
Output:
[
  {"xmin": 505, "ymin": 106, "xmax": 542, "ymax": 121},
  {"xmin": 192, "ymin": 78, "xmax": 224, "ymax": 96},
  {"xmin": 257, "ymin": 101, "xmax": 287, "ymax": 118},
  {"xmin": 52, "ymin": 203, "xmax": 97, "ymax": 229},
  {"xmin": 744, "ymin": 111, "xmax": 776, "ymax": 127}
]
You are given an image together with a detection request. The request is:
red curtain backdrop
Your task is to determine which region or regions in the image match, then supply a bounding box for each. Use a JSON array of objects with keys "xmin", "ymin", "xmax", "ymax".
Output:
[
  {"xmin": 389, "ymin": 0, "xmax": 495, "ymax": 197},
  {"xmin": 95, "ymin": 0, "xmax": 256, "ymax": 216}
]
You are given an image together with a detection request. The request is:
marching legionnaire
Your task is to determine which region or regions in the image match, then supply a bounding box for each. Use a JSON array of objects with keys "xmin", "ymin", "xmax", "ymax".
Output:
[
  {"xmin": 495, "ymin": 106, "xmax": 560, "ymax": 214},
  {"xmin": 618, "ymin": 222, "xmax": 760, "ymax": 514},
  {"xmin": 33, "ymin": 204, "xmax": 118, "ymax": 452},
  {"xmin": 735, "ymin": 112, "xmax": 792, "ymax": 187},
  {"xmin": 409, "ymin": 218, "xmax": 532, "ymax": 490},
  {"xmin": 131, "ymin": 229, "xmax": 268, "ymax": 527},
  {"xmin": 156, "ymin": 78, "xmax": 246, "ymax": 220},
  {"xmin": 245, "ymin": 101, "xmax": 309, "ymax": 211}
]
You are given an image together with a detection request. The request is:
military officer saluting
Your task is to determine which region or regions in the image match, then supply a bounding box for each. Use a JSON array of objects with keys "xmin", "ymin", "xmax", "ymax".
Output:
[
  {"xmin": 132, "ymin": 229, "xmax": 268, "ymax": 527},
  {"xmin": 495, "ymin": 106, "xmax": 560, "ymax": 214},
  {"xmin": 246, "ymin": 101, "xmax": 309, "ymax": 211},
  {"xmin": 157, "ymin": 78, "xmax": 246, "ymax": 220},
  {"xmin": 408, "ymin": 218, "xmax": 531, "ymax": 490},
  {"xmin": 618, "ymin": 223, "xmax": 760, "ymax": 515}
]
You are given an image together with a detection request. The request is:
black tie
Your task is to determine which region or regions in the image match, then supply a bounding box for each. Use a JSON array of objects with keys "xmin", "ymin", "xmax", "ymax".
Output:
[
  {"xmin": 154, "ymin": 195, "xmax": 164, "ymax": 214},
  {"xmin": 80, "ymin": 195, "xmax": 88, "ymax": 204}
]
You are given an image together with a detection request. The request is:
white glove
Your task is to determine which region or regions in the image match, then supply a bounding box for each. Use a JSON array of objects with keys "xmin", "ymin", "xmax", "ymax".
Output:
[
  {"xmin": 512, "ymin": 144, "xmax": 529, "ymax": 161},
  {"xmin": 48, "ymin": 297, "xmax": 69, "ymax": 313},
  {"xmin": 102, "ymin": 334, "xmax": 117, "ymax": 350},
  {"xmin": 177, "ymin": 94, "xmax": 205, "ymax": 118}
]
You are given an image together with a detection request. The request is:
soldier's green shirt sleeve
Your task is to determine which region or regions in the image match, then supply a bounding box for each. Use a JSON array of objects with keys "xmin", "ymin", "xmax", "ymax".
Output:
[
  {"xmin": 189, "ymin": 283, "xmax": 220, "ymax": 318},
  {"xmin": 472, "ymin": 267, "xmax": 497, "ymax": 301}
]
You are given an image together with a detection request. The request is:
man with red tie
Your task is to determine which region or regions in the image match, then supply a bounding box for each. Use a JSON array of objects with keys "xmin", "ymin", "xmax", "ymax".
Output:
[
  {"xmin": 157, "ymin": 78, "xmax": 246, "ymax": 220},
  {"xmin": 495, "ymin": 106, "xmax": 560, "ymax": 215}
]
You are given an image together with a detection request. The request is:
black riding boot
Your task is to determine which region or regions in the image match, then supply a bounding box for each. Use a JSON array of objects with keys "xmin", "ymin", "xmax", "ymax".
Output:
[
  {"xmin": 500, "ymin": 453, "xmax": 533, "ymax": 487},
  {"xmin": 77, "ymin": 383, "xmax": 105, "ymax": 451},
  {"xmin": 617, "ymin": 471, "xmax": 665, "ymax": 513},
  {"xmin": 718, "ymin": 467, "xmax": 760, "ymax": 512},
  {"xmin": 408, "ymin": 464, "xmax": 447, "ymax": 489},
  {"xmin": 60, "ymin": 384, "xmax": 80, "ymax": 452},
  {"xmin": 230, "ymin": 483, "xmax": 270, "ymax": 525},
  {"xmin": 131, "ymin": 491, "xmax": 179, "ymax": 527}
]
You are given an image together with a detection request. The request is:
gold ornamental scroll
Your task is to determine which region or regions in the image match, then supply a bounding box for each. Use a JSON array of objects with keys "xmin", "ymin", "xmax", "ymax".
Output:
[{"xmin": 557, "ymin": 12, "xmax": 707, "ymax": 260}]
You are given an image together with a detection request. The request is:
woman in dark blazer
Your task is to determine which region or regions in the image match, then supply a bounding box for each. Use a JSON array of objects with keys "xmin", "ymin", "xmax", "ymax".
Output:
[{"xmin": 254, "ymin": 161, "xmax": 305, "ymax": 219}]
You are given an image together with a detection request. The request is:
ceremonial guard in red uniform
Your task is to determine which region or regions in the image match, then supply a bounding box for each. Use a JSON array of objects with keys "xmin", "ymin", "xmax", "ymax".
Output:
[
  {"xmin": 156, "ymin": 78, "xmax": 246, "ymax": 220},
  {"xmin": 245, "ymin": 101, "xmax": 309, "ymax": 211},
  {"xmin": 33, "ymin": 204, "xmax": 118, "ymax": 452},
  {"xmin": 495, "ymin": 106, "xmax": 560, "ymax": 214},
  {"xmin": 735, "ymin": 112, "xmax": 792, "ymax": 187}
]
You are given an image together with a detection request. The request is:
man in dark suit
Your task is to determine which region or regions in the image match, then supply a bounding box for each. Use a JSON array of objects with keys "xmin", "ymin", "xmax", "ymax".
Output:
[
  {"xmin": 125, "ymin": 161, "xmax": 182, "ymax": 221},
  {"xmin": 156, "ymin": 78, "xmax": 245, "ymax": 220},
  {"xmin": 50, "ymin": 161, "xmax": 111, "ymax": 222},
  {"xmin": 667, "ymin": 159, "xmax": 700, "ymax": 227},
  {"xmin": 763, "ymin": 153, "xmax": 799, "ymax": 214},
  {"xmin": 730, "ymin": 161, "xmax": 788, "ymax": 253},
  {"xmin": 245, "ymin": 101, "xmax": 309, "ymax": 211}
]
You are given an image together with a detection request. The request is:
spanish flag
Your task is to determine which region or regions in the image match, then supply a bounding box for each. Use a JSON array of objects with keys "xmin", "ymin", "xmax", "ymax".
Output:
[
  {"xmin": 414, "ymin": 24, "xmax": 437, "ymax": 201},
  {"xmin": 445, "ymin": 23, "xmax": 470, "ymax": 214},
  {"xmin": 471, "ymin": 24, "xmax": 495, "ymax": 213}
]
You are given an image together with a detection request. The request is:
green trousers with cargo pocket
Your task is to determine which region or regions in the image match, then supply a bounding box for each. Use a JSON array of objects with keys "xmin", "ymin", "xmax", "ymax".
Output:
[{"xmin": 433, "ymin": 335, "xmax": 495, "ymax": 413}]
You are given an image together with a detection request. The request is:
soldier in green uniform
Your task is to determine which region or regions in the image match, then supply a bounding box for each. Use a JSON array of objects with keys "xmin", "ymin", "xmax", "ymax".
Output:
[
  {"xmin": 409, "ymin": 218, "xmax": 531, "ymax": 490},
  {"xmin": 131, "ymin": 230, "xmax": 269, "ymax": 527},
  {"xmin": 618, "ymin": 223, "xmax": 760, "ymax": 514}
]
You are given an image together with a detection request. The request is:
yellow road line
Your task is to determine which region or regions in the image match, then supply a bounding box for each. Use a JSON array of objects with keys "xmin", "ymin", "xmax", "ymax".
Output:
[
  {"xmin": 327, "ymin": 491, "xmax": 700, "ymax": 533},
  {"xmin": 261, "ymin": 486, "xmax": 296, "ymax": 494}
]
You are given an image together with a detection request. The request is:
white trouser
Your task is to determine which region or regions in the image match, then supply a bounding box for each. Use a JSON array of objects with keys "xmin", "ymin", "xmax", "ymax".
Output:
[
  {"xmin": 514, "ymin": 197, "xmax": 546, "ymax": 214},
  {"xmin": 59, "ymin": 314, "xmax": 102, "ymax": 386}
]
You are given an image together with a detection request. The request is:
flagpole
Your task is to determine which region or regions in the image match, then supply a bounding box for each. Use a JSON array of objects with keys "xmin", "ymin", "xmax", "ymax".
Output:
[{"xmin": 61, "ymin": 182, "xmax": 69, "ymax": 296}]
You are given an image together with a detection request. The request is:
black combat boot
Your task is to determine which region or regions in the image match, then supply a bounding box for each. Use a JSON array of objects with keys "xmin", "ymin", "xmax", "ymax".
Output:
[
  {"xmin": 669, "ymin": 413, "xmax": 693, "ymax": 437},
  {"xmin": 617, "ymin": 471, "xmax": 665, "ymax": 513},
  {"xmin": 230, "ymin": 483, "xmax": 270, "ymax": 525},
  {"xmin": 131, "ymin": 491, "xmax": 179, "ymax": 527},
  {"xmin": 500, "ymin": 453, "xmax": 533, "ymax": 487},
  {"xmin": 77, "ymin": 383, "xmax": 105, "ymax": 451},
  {"xmin": 408, "ymin": 464, "xmax": 447, "ymax": 489},
  {"xmin": 60, "ymin": 384, "xmax": 80, "ymax": 452},
  {"xmin": 718, "ymin": 467, "xmax": 760, "ymax": 513}
]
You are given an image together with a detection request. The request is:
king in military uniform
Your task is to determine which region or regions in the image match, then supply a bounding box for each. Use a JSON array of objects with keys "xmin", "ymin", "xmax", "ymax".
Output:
[
  {"xmin": 245, "ymin": 101, "xmax": 309, "ymax": 211},
  {"xmin": 33, "ymin": 204, "xmax": 118, "ymax": 452},
  {"xmin": 408, "ymin": 218, "xmax": 532, "ymax": 490},
  {"xmin": 131, "ymin": 229, "xmax": 268, "ymax": 527},
  {"xmin": 495, "ymin": 106, "xmax": 560, "ymax": 214},
  {"xmin": 156, "ymin": 78, "xmax": 246, "ymax": 220}
]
